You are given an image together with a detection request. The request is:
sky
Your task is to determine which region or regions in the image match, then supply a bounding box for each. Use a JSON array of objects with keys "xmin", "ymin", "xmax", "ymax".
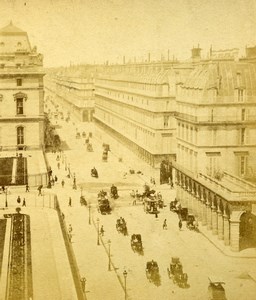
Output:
[{"xmin": 1, "ymin": 0, "xmax": 256, "ymax": 67}]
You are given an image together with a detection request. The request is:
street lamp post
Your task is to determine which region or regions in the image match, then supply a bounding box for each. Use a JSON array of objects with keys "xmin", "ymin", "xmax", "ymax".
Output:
[
  {"xmin": 108, "ymin": 240, "xmax": 111, "ymax": 271},
  {"xmin": 80, "ymin": 187, "xmax": 83, "ymax": 197},
  {"xmin": 97, "ymin": 218, "xmax": 100, "ymax": 245},
  {"xmin": 5, "ymin": 186, "xmax": 8, "ymax": 208},
  {"xmin": 123, "ymin": 270, "xmax": 127, "ymax": 300},
  {"xmin": 88, "ymin": 202, "xmax": 91, "ymax": 225}
]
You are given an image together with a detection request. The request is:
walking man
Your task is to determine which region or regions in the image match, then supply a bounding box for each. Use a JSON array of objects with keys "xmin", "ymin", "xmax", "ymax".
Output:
[
  {"xmin": 100, "ymin": 225, "xmax": 105, "ymax": 236},
  {"xmin": 163, "ymin": 219, "xmax": 167, "ymax": 230},
  {"xmin": 38, "ymin": 185, "xmax": 42, "ymax": 196},
  {"xmin": 68, "ymin": 197, "xmax": 72, "ymax": 207},
  {"xmin": 25, "ymin": 184, "xmax": 30, "ymax": 192},
  {"xmin": 22, "ymin": 198, "xmax": 26, "ymax": 207},
  {"xmin": 61, "ymin": 179, "xmax": 65, "ymax": 188}
]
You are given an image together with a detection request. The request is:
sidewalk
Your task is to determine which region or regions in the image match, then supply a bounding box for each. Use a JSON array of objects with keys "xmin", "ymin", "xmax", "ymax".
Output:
[{"xmin": 45, "ymin": 153, "xmax": 124, "ymax": 300}]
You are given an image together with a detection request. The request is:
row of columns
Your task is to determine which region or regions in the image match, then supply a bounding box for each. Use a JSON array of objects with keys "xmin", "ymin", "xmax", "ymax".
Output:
[{"xmin": 175, "ymin": 172, "xmax": 242, "ymax": 252}]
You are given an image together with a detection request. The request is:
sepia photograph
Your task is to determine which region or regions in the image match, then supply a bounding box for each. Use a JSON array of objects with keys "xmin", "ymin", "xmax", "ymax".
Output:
[{"xmin": 0, "ymin": 0, "xmax": 256, "ymax": 299}]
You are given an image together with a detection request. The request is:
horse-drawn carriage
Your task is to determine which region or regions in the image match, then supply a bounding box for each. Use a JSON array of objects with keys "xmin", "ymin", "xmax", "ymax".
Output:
[
  {"xmin": 87, "ymin": 143, "xmax": 93, "ymax": 152},
  {"xmin": 156, "ymin": 192, "xmax": 164, "ymax": 208},
  {"xmin": 186, "ymin": 214, "xmax": 199, "ymax": 231},
  {"xmin": 110, "ymin": 185, "xmax": 119, "ymax": 199},
  {"xmin": 102, "ymin": 150, "xmax": 108, "ymax": 162},
  {"xmin": 144, "ymin": 197, "xmax": 159, "ymax": 215},
  {"xmin": 146, "ymin": 260, "xmax": 160, "ymax": 285},
  {"xmin": 130, "ymin": 234, "xmax": 143, "ymax": 254},
  {"xmin": 97, "ymin": 191, "xmax": 111, "ymax": 215},
  {"xmin": 116, "ymin": 218, "xmax": 128, "ymax": 235},
  {"xmin": 91, "ymin": 167, "xmax": 98, "ymax": 178},
  {"xmin": 208, "ymin": 278, "xmax": 227, "ymax": 300},
  {"xmin": 167, "ymin": 257, "xmax": 188, "ymax": 288}
]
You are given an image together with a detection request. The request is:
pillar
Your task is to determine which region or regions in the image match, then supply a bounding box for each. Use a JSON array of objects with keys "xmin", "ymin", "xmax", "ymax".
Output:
[
  {"xmin": 202, "ymin": 202, "xmax": 207, "ymax": 226},
  {"xmin": 211, "ymin": 206, "xmax": 218, "ymax": 235},
  {"xmin": 206, "ymin": 202, "xmax": 212, "ymax": 230},
  {"xmin": 217, "ymin": 211, "xmax": 224, "ymax": 240},
  {"xmin": 230, "ymin": 220, "xmax": 240, "ymax": 252},
  {"xmin": 197, "ymin": 197, "xmax": 202, "ymax": 221},
  {"xmin": 223, "ymin": 214, "xmax": 230, "ymax": 246}
]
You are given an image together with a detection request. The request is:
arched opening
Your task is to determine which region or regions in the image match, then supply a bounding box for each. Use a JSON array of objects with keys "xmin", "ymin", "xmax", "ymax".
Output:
[{"xmin": 239, "ymin": 212, "xmax": 256, "ymax": 251}]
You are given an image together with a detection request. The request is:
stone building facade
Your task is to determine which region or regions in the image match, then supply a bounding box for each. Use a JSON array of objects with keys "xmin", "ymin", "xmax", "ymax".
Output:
[
  {"xmin": 175, "ymin": 60, "xmax": 256, "ymax": 251},
  {"xmin": 45, "ymin": 68, "xmax": 95, "ymax": 123},
  {"xmin": 94, "ymin": 65, "xmax": 179, "ymax": 167},
  {"xmin": 0, "ymin": 22, "xmax": 45, "ymax": 150}
]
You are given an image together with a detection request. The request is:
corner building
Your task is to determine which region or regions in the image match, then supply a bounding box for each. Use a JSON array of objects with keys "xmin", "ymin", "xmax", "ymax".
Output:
[
  {"xmin": 175, "ymin": 61, "xmax": 256, "ymax": 251},
  {"xmin": 0, "ymin": 22, "xmax": 45, "ymax": 150}
]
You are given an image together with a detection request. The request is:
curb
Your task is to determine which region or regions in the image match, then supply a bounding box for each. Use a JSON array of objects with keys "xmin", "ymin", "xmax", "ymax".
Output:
[{"xmin": 199, "ymin": 229, "xmax": 256, "ymax": 259}]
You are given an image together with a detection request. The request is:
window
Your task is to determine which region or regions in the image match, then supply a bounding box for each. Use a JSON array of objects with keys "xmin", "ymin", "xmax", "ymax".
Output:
[
  {"xmin": 17, "ymin": 127, "xmax": 24, "ymax": 145},
  {"xmin": 16, "ymin": 98, "xmax": 23, "ymax": 115},
  {"xmin": 17, "ymin": 78, "xmax": 22, "ymax": 86},
  {"xmin": 241, "ymin": 108, "xmax": 246, "ymax": 121},
  {"xmin": 240, "ymin": 156, "xmax": 247, "ymax": 176},
  {"xmin": 238, "ymin": 89, "xmax": 244, "ymax": 102},
  {"xmin": 212, "ymin": 129, "xmax": 217, "ymax": 146},
  {"xmin": 241, "ymin": 128, "xmax": 246, "ymax": 145},
  {"xmin": 164, "ymin": 116, "xmax": 169, "ymax": 128}
]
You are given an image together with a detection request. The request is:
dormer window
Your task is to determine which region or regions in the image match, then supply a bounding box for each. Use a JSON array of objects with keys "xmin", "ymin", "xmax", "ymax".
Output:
[
  {"xmin": 17, "ymin": 42, "xmax": 22, "ymax": 47},
  {"xmin": 0, "ymin": 42, "xmax": 4, "ymax": 47}
]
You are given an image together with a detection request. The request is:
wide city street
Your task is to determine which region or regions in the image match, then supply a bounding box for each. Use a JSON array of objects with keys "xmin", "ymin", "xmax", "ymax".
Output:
[{"xmin": 43, "ymin": 97, "xmax": 256, "ymax": 300}]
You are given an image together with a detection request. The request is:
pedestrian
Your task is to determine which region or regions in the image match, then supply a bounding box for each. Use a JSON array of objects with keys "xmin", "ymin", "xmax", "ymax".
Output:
[
  {"xmin": 22, "ymin": 198, "xmax": 26, "ymax": 207},
  {"xmin": 57, "ymin": 162, "xmax": 60, "ymax": 170},
  {"xmin": 25, "ymin": 184, "xmax": 30, "ymax": 192},
  {"xmin": 132, "ymin": 198, "xmax": 136, "ymax": 206},
  {"xmin": 179, "ymin": 219, "xmax": 182, "ymax": 230},
  {"xmin": 68, "ymin": 197, "xmax": 72, "ymax": 207},
  {"xmin": 17, "ymin": 196, "xmax": 21, "ymax": 204},
  {"xmin": 61, "ymin": 179, "xmax": 65, "ymax": 188},
  {"xmin": 38, "ymin": 185, "xmax": 42, "ymax": 196},
  {"xmin": 54, "ymin": 175, "xmax": 58, "ymax": 182},
  {"xmin": 163, "ymin": 219, "xmax": 167, "ymax": 230},
  {"xmin": 100, "ymin": 225, "xmax": 104, "ymax": 236}
]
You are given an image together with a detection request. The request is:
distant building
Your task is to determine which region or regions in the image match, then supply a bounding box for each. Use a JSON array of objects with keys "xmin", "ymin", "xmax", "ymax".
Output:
[
  {"xmin": 94, "ymin": 65, "xmax": 178, "ymax": 167},
  {"xmin": 45, "ymin": 67, "xmax": 96, "ymax": 122},
  {"xmin": 0, "ymin": 22, "xmax": 45, "ymax": 150}
]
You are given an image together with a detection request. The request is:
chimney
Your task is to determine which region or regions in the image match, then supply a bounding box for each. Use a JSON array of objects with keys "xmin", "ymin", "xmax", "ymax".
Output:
[
  {"xmin": 245, "ymin": 46, "xmax": 256, "ymax": 58},
  {"xmin": 123, "ymin": 56, "xmax": 126, "ymax": 65},
  {"xmin": 148, "ymin": 53, "xmax": 151, "ymax": 62},
  {"xmin": 191, "ymin": 45, "xmax": 202, "ymax": 59}
]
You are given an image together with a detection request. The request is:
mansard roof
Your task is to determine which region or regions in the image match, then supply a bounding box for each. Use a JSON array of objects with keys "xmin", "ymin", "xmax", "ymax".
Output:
[
  {"xmin": 0, "ymin": 22, "xmax": 31, "ymax": 53},
  {"xmin": 101, "ymin": 69, "xmax": 170, "ymax": 85},
  {"xmin": 181, "ymin": 61, "xmax": 256, "ymax": 99},
  {"xmin": 0, "ymin": 21, "xmax": 26, "ymax": 35}
]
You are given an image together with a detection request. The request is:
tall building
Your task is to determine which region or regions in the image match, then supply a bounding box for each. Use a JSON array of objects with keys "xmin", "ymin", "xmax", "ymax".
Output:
[
  {"xmin": 0, "ymin": 22, "xmax": 45, "ymax": 150},
  {"xmin": 94, "ymin": 65, "xmax": 179, "ymax": 167},
  {"xmin": 175, "ymin": 60, "xmax": 256, "ymax": 251}
]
